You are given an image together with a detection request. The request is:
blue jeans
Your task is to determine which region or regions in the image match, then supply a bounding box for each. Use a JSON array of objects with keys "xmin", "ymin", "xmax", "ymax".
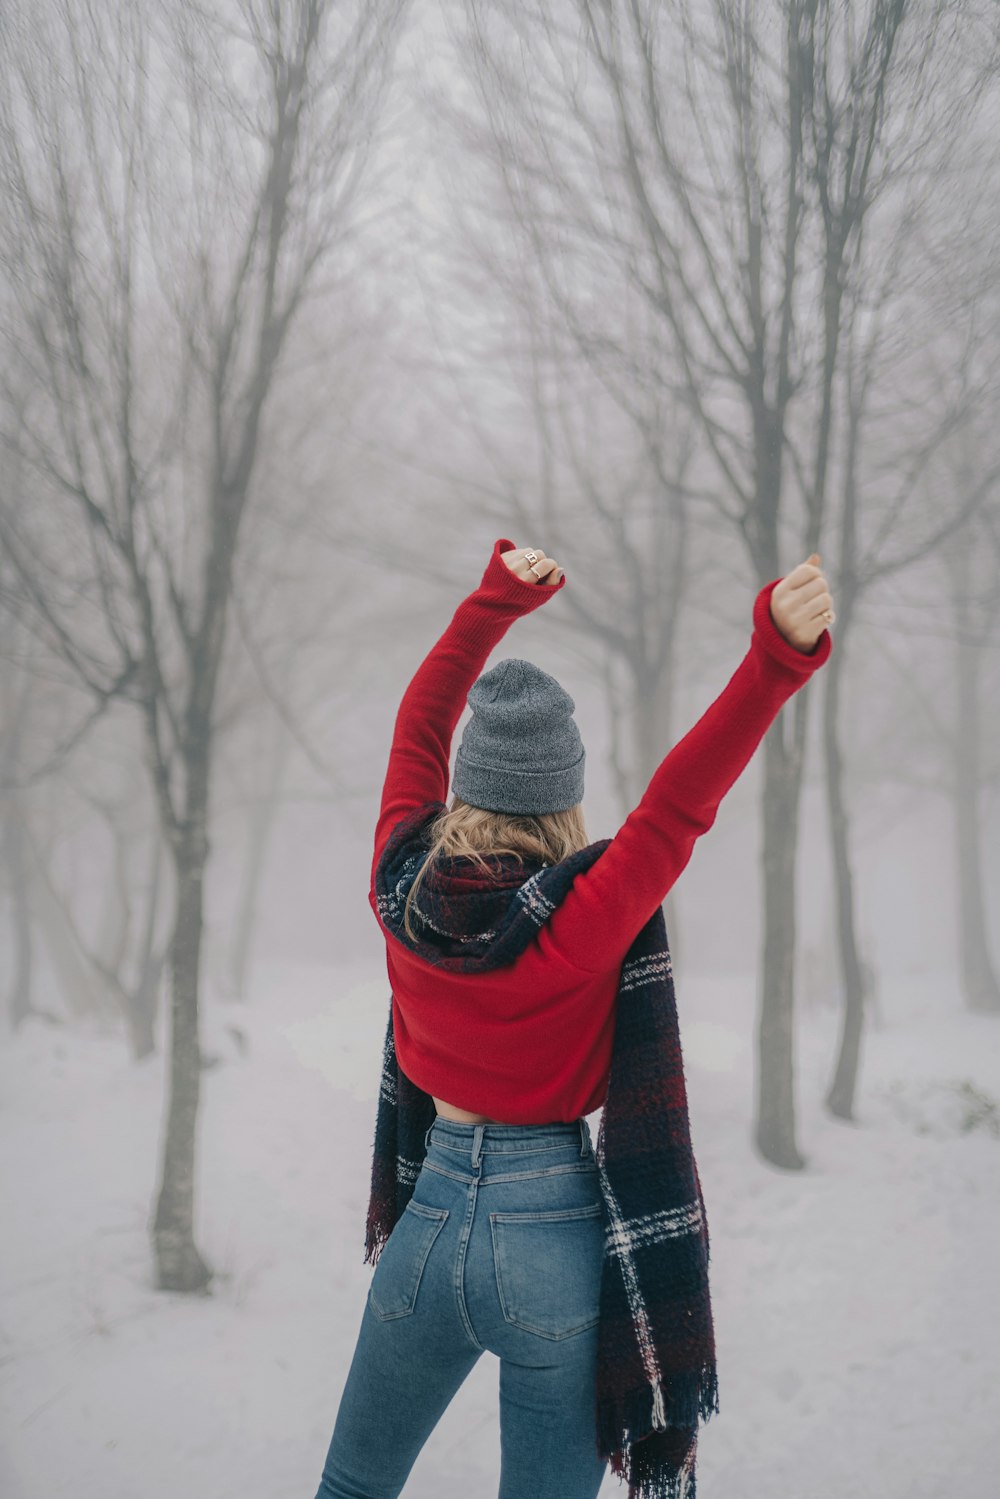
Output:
[{"xmin": 314, "ymin": 1116, "xmax": 609, "ymax": 1499}]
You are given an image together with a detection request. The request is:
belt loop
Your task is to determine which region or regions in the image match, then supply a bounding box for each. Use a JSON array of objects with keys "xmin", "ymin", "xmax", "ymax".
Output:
[
  {"xmin": 424, "ymin": 1121, "xmax": 434, "ymax": 1152},
  {"xmin": 470, "ymin": 1124, "xmax": 485, "ymax": 1168},
  {"xmin": 578, "ymin": 1118, "xmax": 589, "ymax": 1157}
]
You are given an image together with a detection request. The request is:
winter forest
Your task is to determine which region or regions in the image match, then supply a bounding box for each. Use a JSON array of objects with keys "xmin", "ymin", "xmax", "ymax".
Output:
[{"xmin": 1, "ymin": 1, "xmax": 998, "ymax": 1496}]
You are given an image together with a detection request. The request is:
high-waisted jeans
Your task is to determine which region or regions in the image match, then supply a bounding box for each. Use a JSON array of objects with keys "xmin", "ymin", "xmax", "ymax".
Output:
[{"xmin": 313, "ymin": 1115, "xmax": 609, "ymax": 1499}]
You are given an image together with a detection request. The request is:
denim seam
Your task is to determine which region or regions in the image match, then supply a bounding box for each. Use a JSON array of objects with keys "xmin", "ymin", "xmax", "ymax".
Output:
[
  {"xmin": 405, "ymin": 1200, "xmax": 448, "ymax": 1221},
  {"xmin": 422, "ymin": 1160, "xmax": 597, "ymax": 1186},
  {"xmin": 454, "ymin": 1168, "xmax": 486, "ymax": 1353},
  {"xmin": 369, "ymin": 1209, "xmax": 449, "ymax": 1322},
  {"xmin": 429, "ymin": 1140, "xmax": 584, "ymax": 1158},
  {"xmin": 490, "ymin": 1203, "xmax": 603, "ymax": 1222}
]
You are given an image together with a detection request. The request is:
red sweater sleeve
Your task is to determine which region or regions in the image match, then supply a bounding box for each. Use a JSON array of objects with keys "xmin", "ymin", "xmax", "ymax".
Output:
[
  {"xmin": 543, "ymin": 578, "xmax": 833, "ymax": 972},
  {"xmin": 370, "ymin": 537, "xmax": 566, "ymax": 892}
]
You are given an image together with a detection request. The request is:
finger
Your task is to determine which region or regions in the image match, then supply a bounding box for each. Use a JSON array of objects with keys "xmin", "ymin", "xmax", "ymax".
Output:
[
  {"xmin": 783, "ymin": 567, "xmax": 827, "ymax": 599},
  {"xmin": 509, "ymin": 548, "xmax": 544, "ymax": 580},
  {"xmin": 789, "ymin": 584, "xmax": 833, "ymax": 613},
  {"xmin": 790, "ymin": 575, "xmax": 830, "ymax": 604},
  {"xmin": 784, "ymin": 558, "xmax": 824, "ymax": 586},
  {"xmin": 801, "ymin": 592, "xmax": 835, "ymax": 624},
  {"xmin": 523, "ymin": 551, "xmax": 557, "ymax": 582}
]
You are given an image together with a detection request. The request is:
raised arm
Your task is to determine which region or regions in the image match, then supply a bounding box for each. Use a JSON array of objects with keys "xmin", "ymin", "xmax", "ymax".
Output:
[
  {"xmin": 370, "ymin": 538, "xmax": 565, "ymax": 888},
  {"xmin": 542, "ymin": 576, "xmax": 833, "ymax": 973}
]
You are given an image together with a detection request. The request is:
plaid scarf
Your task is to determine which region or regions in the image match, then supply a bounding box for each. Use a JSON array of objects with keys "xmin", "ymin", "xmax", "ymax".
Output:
[{"xmin": 365, "ymin": 802, "xmax": 719, "ymax": 1499}]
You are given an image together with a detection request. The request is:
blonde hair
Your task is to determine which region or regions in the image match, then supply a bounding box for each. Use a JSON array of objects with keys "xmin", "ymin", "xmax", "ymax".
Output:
[{"xmin": 403, "ymin": 794, "xmax": 590, "ymax": 942}]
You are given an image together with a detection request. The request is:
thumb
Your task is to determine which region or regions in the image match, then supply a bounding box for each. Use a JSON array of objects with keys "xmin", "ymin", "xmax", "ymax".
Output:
[{"xmin": 807, "ymin": 552, "xmax": 821, "ymax": 566}]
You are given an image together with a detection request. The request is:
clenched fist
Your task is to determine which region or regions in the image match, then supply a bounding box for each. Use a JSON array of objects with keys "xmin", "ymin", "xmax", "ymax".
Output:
[
  {"xmin": 770, "ymin": 553, "xmax": 836, "ymax": 654},
  {"xmin": 500, "ymin": 545, "xmax": 564, "ymax": 586}
]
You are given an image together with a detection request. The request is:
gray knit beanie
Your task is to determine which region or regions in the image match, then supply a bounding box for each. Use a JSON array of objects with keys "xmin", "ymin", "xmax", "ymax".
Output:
[{"xmin": 452, "ymin": 657, "xmax": 585, "ymax": 815}]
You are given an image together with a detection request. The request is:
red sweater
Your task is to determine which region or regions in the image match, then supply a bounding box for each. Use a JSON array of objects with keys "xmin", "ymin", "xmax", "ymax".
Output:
[{"xmin": 369, "ymin": 537, "xmax": 832, "ymax": 1124}]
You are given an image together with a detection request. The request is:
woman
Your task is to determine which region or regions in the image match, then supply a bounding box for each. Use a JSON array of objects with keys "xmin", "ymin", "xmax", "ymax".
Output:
[{"xmin": 313, "ymin": 538, "xmax": 834, "ymax": 1499}]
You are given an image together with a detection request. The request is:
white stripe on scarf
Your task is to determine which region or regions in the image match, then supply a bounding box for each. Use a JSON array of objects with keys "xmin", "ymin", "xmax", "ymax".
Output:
[
  {"xmin": 515, "ymin": 870, "xmax": 556, "ymax": 926},
  {"xmin": 594, "ymin": 1142, "xmax": 671, "ymax": 1433},
  {"xmin": 619, "ymin": 952, "xmax": 673, "ymax": 990},
  {"xmin": 594, "ymin": 948, "xmax": 692, "ymax": 1436}
]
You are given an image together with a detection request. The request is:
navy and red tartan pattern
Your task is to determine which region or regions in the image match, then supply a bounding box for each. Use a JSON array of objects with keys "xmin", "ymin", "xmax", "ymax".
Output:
[{"xmin": 365, "ymin": 801, "xmax": 720, "ymax": 1499}]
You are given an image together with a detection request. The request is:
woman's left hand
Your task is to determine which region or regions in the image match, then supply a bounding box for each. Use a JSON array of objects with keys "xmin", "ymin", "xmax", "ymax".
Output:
[{"xmin": 500, "ymin": 545, "xmax": 564, "ymax": 586}]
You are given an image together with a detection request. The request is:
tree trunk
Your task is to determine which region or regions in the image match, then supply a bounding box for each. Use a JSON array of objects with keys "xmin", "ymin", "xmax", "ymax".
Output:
[
  {"xmin": 954, "ymin": 615, "xmax": 1000, "ymax": 1014},
  {"xmin": 151, "ymin": 831, "xmax": 213, "ymax": 1292},
  {"xmin": 822, "ymin": 589, "xmax": 868, "ymax": 1118},
  {"xmin": 751, "ymin": 395, "xmax": 812, "ymax": 1169},
  {"xmin": 755, "ymin": 724, "xmax": 806, "ymax": 1168},
  {"xmin": 126, "ymin": 833, "xmax": 166, "ymax": 1061}
]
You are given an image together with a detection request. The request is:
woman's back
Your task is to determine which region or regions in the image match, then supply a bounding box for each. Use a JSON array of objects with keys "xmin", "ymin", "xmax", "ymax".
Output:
[{"xmin": 369, "ymin": 537, "xmax": 831, "ymax": 1120}]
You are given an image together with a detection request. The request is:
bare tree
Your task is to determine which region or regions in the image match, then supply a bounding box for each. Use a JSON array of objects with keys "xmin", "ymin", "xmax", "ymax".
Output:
[
  {"xmin": 941, "ymin": 501, "xmax": 1000, "ymax": 1012},
  {"xmin": 1, "ymin": 602, "xmax": 174, "ymax": 1053},
  {"xmin": 818, "ymin": 33, "xmax": 1000, "ymax": 1109},
  {"xmin": 454, "ymin": 0, "xmax": 991, "ymax": 1166},
  {"xmin": 0, "ymin": 618, "xmax": 44, "ymax": 1028},
  {"xmin": 0, "ymin": 0, "xmax": 406, "ymax": 1289},
  {"xmin": 822, "ymin": 194, "xmax": 1000, "ymax": 1116},
  {"xmin": 63, "ymin": 751, "xmax": 171, "ymax": 1058}
]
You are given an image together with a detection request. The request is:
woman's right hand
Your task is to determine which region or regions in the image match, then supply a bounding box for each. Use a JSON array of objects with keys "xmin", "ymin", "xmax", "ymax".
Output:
[
  {"xmin": 770, "ymin": 553, "xmax": 836, "ymax": 653},
  {"xmin": 500, "ymin": 546, "xmax": 564, "ymax": 586}
]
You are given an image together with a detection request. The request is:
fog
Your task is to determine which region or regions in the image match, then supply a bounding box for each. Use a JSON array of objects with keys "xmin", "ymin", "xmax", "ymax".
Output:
[{"xmin": 1, "ymin": 2, "xmax": 998, "ymax": 1497}]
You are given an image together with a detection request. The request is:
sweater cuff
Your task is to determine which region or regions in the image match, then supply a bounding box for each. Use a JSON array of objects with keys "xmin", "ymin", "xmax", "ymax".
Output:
[
  {"xmin": 753, "ymin": 578, "xmax": 833, "ymax": 674},
  {"xmin": 479, "ymin": 536, "xmax": 567, "ymax": 607}
]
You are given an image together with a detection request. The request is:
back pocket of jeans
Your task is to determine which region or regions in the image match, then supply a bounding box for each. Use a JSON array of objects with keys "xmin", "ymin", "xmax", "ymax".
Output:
[
  {"xmin": 369, "ymin": 1200, "xmax": 449, "ymax": 1321},
  {"xmin": 490, "ymin": 1201, "xmax": 604, "ymax": 1341}
]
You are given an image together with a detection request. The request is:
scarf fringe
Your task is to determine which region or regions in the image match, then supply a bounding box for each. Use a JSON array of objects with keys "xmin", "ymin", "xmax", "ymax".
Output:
[
  {"xmin": 363, "ymin": 1209, "xmax": 390, "ymax": 1267},
  {"xmin": 599, "ymin": 1369, "xmax": 720, "ymax": 1499},
  {"xmin": 364, "ymin": 1166, "xmax": 398, "ymax": 1266},
  {"xmin": 608, "ymin": 1430, "xmax": 698, "ymax": 1499},
  {"xmin": 598, "ymin": 1367, "xmax": 721, "ymax": 1451}
]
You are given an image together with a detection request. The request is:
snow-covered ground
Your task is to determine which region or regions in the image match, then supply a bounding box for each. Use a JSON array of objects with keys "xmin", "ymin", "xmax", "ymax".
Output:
[{"xmin": 2, "ymin": 960, "xmax": 998, "ymax": 1499}]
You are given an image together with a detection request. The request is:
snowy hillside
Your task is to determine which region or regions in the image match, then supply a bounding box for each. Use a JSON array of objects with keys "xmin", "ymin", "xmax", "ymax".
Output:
[{"xmin": 2, "ymin": 961, "xmax": 997, "ymax": 1499}]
